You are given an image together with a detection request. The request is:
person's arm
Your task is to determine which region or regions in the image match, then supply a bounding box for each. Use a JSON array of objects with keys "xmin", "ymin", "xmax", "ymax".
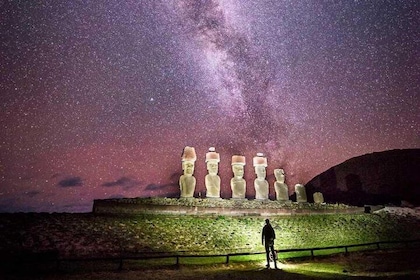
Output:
[{"xmin": 261, "ymin": 228, "xmax": 264, "ymax": 245}]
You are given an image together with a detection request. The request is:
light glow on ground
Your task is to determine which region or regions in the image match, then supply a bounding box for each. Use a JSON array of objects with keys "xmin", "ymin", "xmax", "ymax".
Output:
[
  {"xmin": 258, "ymin": 259, "xmax": 347, "ymax": 277},
  {"xmin": 258, "ymin": 260, "xmax": 292, "ymax": 270}
]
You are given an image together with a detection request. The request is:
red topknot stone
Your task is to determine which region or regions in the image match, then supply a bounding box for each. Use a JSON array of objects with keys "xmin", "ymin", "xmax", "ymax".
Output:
[
  {"xmin": 182, "ymin": 146, "xmax": 197, "ymax": 162},
  {"xmin": 253, "ymin": 153, "xmax": 267, "ymax": 167},
  {"xmin": 206, "ymin": 147, "xmax": 220, "ymax": 162},
  {"xmin": 232, "ymin": 155, "xmax": 246, "ymax": 165}
]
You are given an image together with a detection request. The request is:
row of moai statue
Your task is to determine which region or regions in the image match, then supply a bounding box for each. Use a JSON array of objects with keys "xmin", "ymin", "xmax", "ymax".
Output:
[{"xmin": 179, "ymin": 146, "xmax": 325, "ymax": 203}]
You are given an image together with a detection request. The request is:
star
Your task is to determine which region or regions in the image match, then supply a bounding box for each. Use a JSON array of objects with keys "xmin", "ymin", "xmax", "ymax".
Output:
[{"xmin": 0, "ymin": 0, "xmax": 418, "ymax": 212}]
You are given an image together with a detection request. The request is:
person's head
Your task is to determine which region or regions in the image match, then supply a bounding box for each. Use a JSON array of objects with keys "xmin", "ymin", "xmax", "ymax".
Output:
[{"xmin": 265, "ymin": 219, "xmax": 270, "ymax": 225}]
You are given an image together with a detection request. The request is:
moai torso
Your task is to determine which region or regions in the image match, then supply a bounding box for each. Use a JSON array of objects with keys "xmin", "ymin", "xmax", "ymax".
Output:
[
  {"xmin": 295, "ymin": 184, "xmax": 307, "ymax": 203},
  {"xmin": 231, "ymin": 177, "xmax": 246, "ymax": 199},
  {"xmin": 274, "ymin": 182, "xmax": 289, "ymax": 200},
  {"xmin": 205, "ymin": 174, "xmax": 221, "ymax": 198},
  {"xmin": 313, "ymin": 192, "xmax": 324, "ymax": 204},
  {"xmin": 180, "ymin": 146, "xmax": 197, "ymax": 198},
  {"xmin": 231, "ymin": 155, "xmax": 246, "ymax": 199},
  {"xmin": 274, "ymin": 169, "xmax": 289, "ymax": 201},
  {"xmin": 205, "ymin": 148, "xmax": 221, "ymax": 198},
  {"xmin": 253, "ymin": 154, "xmax": 269, "ymax": 200},
  {"xmin": 180, "ymin": 174, "xmax": 196, "ymax": 198},
  {"xmin": 254, "ymin": 178, "xmax": 269, "ymax": 200}
]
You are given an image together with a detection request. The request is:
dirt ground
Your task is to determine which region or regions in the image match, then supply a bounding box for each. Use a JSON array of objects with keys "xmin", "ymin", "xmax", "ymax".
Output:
[{"xmin": 2, "ymin": 248, "xmax": 420, "ymax": 280}]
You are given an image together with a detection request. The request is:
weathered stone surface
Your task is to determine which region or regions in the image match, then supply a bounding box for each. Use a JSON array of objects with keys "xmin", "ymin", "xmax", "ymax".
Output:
[
  {"xmin": 253, "ymin": 154, "xmax": 269, "ymax": 200},
  {"xmin": 305, "ymin": 149, "xmax": 420, "ymax": 206},
  {"xmin": 205, "ymin": 147, "xmax": 221, "ymax": 198},
  {"xmin": 274, "ymin": 169, "xmax": 289, "ymax": 201},
  {"xmin": 313, "ymin": 192, "xmax": 324, "ymax": 204},
  {"xmin": 92, "ymin": 198, "xmax": 359, "ymax": 216},
  {"xmin": 295, "ymin": 184, "xmax": 307, "ymax": 203},
  {"xmin": 180, "ymin": 146, "xmax": 197, "ymax": 198},
  {"xmin": 231, "ymin": 155, "xmax": 246, "ymax": 199}
]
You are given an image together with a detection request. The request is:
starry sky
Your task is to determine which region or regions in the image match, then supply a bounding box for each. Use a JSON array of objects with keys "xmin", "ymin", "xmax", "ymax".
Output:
[{"xmin": 1, "ymin": 0, "xmax": 419, "ymax": 212}]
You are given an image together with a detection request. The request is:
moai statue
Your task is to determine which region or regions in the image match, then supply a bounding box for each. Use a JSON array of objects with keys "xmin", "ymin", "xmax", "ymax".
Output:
[
  {"xmin": 253, "ymin": 153, "xmax": 269, "ymax": 200},
  {"xmin": 179, "ymin": 146, "xmax": 197, "ymax": 198},
  {"xmin": 231, "ymin": 155, "xmax": 246, "ymax": 199},
  {"xmin": 313, "ymin": 192, "xmax": 324, "ymax": 204},
  {"xmin": 205, "ymin": 147, "xmax": 221, "ymax": 198},
  {"xmin": 274, "ymin": 168, "xmax": 289, "ymax": 201},
  {"xmin": 295, "ymin": 184, "xmax": 307, "ymax": 203}
]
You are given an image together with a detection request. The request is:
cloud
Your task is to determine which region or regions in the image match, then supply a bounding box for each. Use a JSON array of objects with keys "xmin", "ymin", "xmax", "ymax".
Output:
[
  {"xmin": 102, "ymin": 177, "xmax": 141, "ymax": 190},
  {"xmin": 58, "ymin": 177, "xmax": 83, "ymax": 187}
]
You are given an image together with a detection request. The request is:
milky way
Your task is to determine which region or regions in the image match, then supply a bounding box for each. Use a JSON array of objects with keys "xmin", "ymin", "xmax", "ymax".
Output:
[{"xmin": 0, "ymin": 0, "xmax": 419, "ymax": 212}]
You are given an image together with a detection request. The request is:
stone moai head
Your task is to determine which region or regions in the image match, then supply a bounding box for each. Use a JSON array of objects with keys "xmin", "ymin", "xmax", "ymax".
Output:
[
  {"xmin": 205, "ymin": 147, "xmax": 220, "ymax": 175},
  {"xmin": 231, "ymin": 155, "xmax": 246, "ymax": 178},
  {"xmin": 253, "ymin": 153, "xmax": 268, "ymax": 179},
  {"xmin": 274, "ymin": 168, "xmax": 285, "ymax": 182},
  {"xmin": 181, "ymin": 146, "xmax": 196, "ymax": 176}
]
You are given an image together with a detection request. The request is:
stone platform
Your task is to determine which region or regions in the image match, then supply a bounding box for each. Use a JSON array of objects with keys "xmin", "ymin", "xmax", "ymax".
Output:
[{"xmin": 92, "ymin": 197, "xmax": 362, "ymax": 216}]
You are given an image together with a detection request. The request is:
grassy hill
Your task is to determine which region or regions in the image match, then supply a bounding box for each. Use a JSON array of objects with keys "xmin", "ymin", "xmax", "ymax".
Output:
[{"xmin": 1, "ymin": 208, "xmax": 419, "ymax": 260}]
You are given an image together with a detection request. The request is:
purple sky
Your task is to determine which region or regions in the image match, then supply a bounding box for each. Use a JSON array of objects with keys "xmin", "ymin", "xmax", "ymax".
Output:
[{"xmin": 1, "ymin": 0, "xmax": 419, "ymax": 212}]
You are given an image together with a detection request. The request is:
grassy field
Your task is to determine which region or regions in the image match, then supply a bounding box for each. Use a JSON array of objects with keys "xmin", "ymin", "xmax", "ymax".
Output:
[
  {"xmin": 0, "ymin": 208, "xmax": 419, "ymax": 259},
  {"xmin": 1, "ymin": 207, "xmax": 420, "ymax": 279}
]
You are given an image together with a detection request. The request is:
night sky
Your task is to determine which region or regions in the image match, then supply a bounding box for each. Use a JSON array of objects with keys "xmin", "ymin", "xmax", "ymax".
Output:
[{"xmin": 1, "ymin": 1, "xmax": 419, "ymax": 212}]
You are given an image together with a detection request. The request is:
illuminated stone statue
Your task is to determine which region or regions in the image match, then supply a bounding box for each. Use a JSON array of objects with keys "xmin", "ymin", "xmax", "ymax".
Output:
[
  {"xmin": 313, "ymin": 192, "xmax": 324, "ymax": 204},
  {"xmin": 230, "ymin": 155, "xmax": 246, "ymax": 199},
  {"xmin": 205, "ymin": 147, "xmax": 221, "ymax": 198},
  {"xmin": 253, "ymin": 153, "xmax": 269, "ymax": 200},
  {"xmin": 295, "ymin": 184, "xmax": 307, "ymax": 203},
  {"xmin": 274, "ymin": 168, "xmax": 289, "ymax": 201},
  {"xmin": 179, "ymin": 146, "xmax": 197, "ymax": 198}
]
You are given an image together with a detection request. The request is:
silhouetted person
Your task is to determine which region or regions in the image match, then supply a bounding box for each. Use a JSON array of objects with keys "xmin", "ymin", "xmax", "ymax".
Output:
[{"xmin": 262, "ymin": 219, "xmax": 278, "ymax": 269}]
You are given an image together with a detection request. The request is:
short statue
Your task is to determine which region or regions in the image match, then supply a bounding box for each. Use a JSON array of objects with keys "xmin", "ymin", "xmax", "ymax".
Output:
[
  {"xmin": 179, "ymin": 146, "xmax": 197, "ymax": 198},
  {"xmin": 313, "ymin": 192, "xmax": 324, "ymax": 204},
  {"xmin": 253, "ymin": 153, "xmax": 269, "ymax": 200},
  {"xmin": 274, "ymin": 168, "xmax": 289, "ymax": 201},
  {"xmin": 231, "ymin": 155, "xmax": 246, "ymax": 199},
  {"xmin": 205, "ymin": 147, "xmax": 221, "ymax": 198},
  {"xmin": 295, "ymin": 183, "xmax": 307, "ymax": 203}
]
